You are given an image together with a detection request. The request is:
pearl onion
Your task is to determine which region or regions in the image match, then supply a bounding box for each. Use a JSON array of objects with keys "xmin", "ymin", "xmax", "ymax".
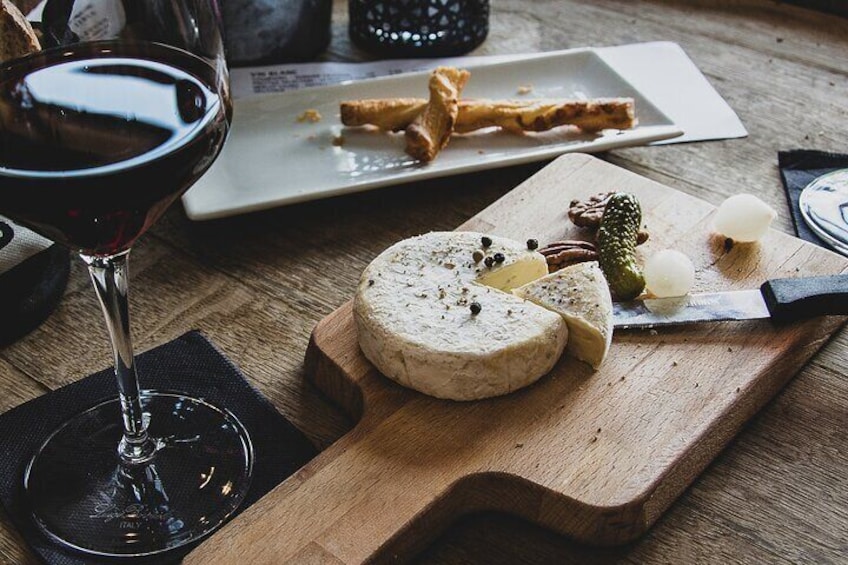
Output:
[
  {"xmin": 713, "ymin": 194, "xmax": 777, "ymax": 242},
  {"xmin": 644, "ymin": 249, "xmax": 695, "ymax": 298}
]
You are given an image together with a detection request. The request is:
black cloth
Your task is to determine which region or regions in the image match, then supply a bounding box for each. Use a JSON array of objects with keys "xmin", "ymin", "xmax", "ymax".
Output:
[
  {"xmin": 778, "ymin": 149, "xmax": 848, "ymax": 245},
  {"xmin": 0, "ymin": 330, "xmax": 317, "ymax": 564}
]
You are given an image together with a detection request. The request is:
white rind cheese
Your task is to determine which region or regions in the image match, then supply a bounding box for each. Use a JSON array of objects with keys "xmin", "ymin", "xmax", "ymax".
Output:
[
  {"xmin": 353, "ymin": 231, "xmax": 568, "ymax": 401},
  {"xmin": 514, "ymin": 261, "xmax": 613, "ymax": 369}
]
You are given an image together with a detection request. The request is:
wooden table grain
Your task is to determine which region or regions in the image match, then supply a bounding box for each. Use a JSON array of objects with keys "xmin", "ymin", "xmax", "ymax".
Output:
[{"xmin": 2, "ymin": 1, "xmax": 847, "ymax": 563}]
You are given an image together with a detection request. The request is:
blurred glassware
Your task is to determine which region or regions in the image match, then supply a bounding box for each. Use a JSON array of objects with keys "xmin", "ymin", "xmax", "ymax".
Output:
[
  {"xmin": 221, "ymin": 0, "xmax": 332, "ymax": 66},
  {"xmin": 799, "ymin": 169, "xmax": 848, "ymax": 257},
  {"xmin": 349, "ymin": 0, "xmax": 489, "ymax": 58},
  {"xmin": 41, "ymin": 0, "xmax": 332, "ymax": 66}
]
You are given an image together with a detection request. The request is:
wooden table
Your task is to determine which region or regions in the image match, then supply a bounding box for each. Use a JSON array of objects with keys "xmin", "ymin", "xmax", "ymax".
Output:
[{"xmin": 2, "ymin": 1, "xmax": 847, "ymax": 562}]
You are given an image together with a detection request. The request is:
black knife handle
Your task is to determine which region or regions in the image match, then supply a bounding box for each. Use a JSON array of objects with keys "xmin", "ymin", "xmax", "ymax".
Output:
[{"xmin": 760, "ymin": 274, "xmax": 848, "ymax": 323}]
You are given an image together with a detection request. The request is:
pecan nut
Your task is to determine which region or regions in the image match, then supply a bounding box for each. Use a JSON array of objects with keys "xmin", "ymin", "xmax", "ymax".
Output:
[
  {"xmin": 568, "ymin": 192, "xmax": 614, "ymax": 229},
  {"xmin": 539, "ymin": 240, "xmax": 599, "ymax": 271}
]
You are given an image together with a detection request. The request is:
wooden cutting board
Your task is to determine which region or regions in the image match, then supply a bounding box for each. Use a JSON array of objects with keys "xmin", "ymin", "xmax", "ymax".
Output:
[{"xmin": 187, "ymin": 154, "xmax": 848, "ymax": 564}]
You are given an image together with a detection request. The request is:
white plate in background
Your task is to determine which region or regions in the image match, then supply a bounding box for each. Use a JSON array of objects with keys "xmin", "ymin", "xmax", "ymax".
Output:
[{"xmin": 182, "ymin": 49, "xmax": 682, "ymax": 220}]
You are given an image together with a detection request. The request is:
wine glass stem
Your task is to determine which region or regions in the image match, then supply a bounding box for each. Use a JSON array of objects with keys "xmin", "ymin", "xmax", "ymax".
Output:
[{"xmin": 81, "ymin": 250, "xmax": 158, "ymax": 465}]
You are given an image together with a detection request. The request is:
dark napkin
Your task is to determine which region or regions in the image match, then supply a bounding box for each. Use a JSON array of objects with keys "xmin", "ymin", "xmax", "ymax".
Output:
[
  {"xmin": 0, "ymin": 330, "xmax": 317, "ymax": 564},
  {"xmin": 778, "ymin": 149, "xmax": 848, "ymax": 245}
]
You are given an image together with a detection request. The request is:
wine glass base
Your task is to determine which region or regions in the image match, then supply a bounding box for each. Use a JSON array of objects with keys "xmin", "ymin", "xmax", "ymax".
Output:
[
  {"xmin": 799, "ymin": 169, "xmax": 848, "ymax": 257},
  {"xmin": 24, "ymin": 391, "xmax": 253, "ymax": 558}
]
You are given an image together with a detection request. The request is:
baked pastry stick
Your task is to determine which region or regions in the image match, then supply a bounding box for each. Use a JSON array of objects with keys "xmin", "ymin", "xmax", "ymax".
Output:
[
  {"xmin": 340, "ymin": 97, "xmax": 637, "ymax": 134},
  {"xmin": 454, "ymin": 98, "xmax": 636, "ymax": 133},
  {"xmin": 404, "ymin": 66, "xmax": 470, "ymax": 162},
  {"xmin": 340, "ymin": 98, "xmax": 424, "ymax": 132}
]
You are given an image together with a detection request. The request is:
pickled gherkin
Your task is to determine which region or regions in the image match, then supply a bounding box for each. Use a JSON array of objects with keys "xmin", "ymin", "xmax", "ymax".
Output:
[{"xmin": 598, "ymin": 192, "xmax": 646, "ymax": 300}]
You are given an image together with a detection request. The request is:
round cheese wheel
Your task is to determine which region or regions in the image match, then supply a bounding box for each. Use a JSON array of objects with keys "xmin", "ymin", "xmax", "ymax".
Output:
[{"xmin": 353, "ymin": 231, "xmax": 567, "ymax": 401}]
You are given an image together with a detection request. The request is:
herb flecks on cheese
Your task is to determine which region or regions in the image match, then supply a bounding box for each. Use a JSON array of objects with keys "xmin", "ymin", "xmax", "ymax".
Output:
[{"xmin": 354, "ymin": 231, "xmax": 567, "ymax": 401}]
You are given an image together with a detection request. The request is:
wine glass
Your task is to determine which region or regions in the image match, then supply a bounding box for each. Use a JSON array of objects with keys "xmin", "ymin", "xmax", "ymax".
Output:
[
  {"xmin": 799, "ymin": 169, "xmax": 848, "ymax": 257},
  {"xmin": 0, "ymin": 0, "xmax": 253, "ymax": 558}
]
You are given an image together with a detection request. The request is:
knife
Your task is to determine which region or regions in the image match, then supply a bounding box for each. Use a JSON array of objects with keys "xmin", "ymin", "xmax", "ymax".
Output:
[{"xmin": 613, "ymin": 274, "xmax": 848, "ymax": 329}]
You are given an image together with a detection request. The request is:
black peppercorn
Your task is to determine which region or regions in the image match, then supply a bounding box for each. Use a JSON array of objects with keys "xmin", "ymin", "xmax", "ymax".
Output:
[
  {"xmin": 470, "ymin": 302, "xmax": 482, "ymax": 315},
  {"xmin": 527, "ymin": 238, "xmax": 538, "ymax": 250},
  {"xmin": 481, "ymin": 236, "xmax": 492, "ymax": 248},
  {"xmin": 493, "ymin": 252, "xmax": 505, "ymax": 263},
  {"xmin": 484, "ymin": 256, "xmax": 494, "ymax": 268}
]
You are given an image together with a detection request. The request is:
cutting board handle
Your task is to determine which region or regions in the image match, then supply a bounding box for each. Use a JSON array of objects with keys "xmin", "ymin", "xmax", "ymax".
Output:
[
  {"xmin": 184, "ymin": 418, "xmax": 455, "ymax": 563},
  {"xmin": 761, "ymin": 274, "xmax": 848, "ymax": 323},
  {"xmin": 185, "ymin": 310, "xmax": 487, "ymax": 564}
]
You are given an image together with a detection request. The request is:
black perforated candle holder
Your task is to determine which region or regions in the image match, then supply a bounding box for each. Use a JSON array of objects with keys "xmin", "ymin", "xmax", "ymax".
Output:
[{"xmin": 349, "ymin": 0, "xmax": 489, "ymax": 58}]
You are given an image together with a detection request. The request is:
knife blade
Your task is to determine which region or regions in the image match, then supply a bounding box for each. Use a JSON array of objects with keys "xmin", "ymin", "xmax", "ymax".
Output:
[{"xmin": 613, "ymin": 274, "xmax": 848, "ymax": 329}]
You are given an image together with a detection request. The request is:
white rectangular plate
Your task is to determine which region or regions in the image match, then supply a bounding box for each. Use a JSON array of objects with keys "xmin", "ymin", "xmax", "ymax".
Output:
[{"xmin": 182, "ymin": 49, "xmax": 682, "ymax": 220}]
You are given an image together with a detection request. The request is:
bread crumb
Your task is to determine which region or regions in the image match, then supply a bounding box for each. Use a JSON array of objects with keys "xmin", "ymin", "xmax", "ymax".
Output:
[
  {"xmin": 0, "ymin": 0, "xmax": 42, "ymax": 62},
  {"xmin": 297, "ymin": 109, "xmax": 322, "ymax": 123},
  {"xmin": 517, "ymin": 84, "xmax": 533, "ymax": 95},
  {"xmin": 331, "ymin": 134, "xmax": 345, "ymax": 147}
]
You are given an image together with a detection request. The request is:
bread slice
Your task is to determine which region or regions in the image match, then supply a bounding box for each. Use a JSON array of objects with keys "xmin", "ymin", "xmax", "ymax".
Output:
[{"xmin": 0, "ymin": 0, "xmax": 40, "ymax": 63}]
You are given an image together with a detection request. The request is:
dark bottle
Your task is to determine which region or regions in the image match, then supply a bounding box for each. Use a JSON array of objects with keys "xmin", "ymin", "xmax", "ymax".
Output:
[{"xmin": 349, "ymin": 0, "xmax": 489, "ymax": 58}]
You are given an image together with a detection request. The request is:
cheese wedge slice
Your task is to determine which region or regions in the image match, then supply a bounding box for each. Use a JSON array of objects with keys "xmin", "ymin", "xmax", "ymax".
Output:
[
  {"xmin": 353, "ymin": 232, "xmax": 567, "ymax": 401},
  {"xmin": 513, "ymin": 261, "xmax": 613, "ymax": 369}
]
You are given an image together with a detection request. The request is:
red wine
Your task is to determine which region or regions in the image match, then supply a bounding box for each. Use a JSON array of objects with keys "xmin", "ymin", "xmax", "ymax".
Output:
[{"xmin": 0, "ymin": 41, "xmax": 229, "ymax": 255}]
